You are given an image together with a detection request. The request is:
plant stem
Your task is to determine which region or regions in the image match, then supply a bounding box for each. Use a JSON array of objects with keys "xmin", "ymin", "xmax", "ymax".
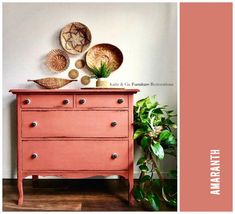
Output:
[{"xmin": 151, "ymin": 154, "xmax": 164, "ymax": 185}]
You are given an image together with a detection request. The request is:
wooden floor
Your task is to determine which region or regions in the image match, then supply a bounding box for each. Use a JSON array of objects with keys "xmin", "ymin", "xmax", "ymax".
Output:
[{"xmin": 3, "ymin": 179, "xmax": 176, "ymax": 211}]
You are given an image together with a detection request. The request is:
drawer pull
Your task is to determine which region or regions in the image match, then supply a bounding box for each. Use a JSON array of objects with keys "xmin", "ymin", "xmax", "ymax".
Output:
[
  {"xmin": 31, "ymin": 122, "xmax": 38, "ymax": 127},
  {"xmin": 23, "ymin": 99, "xmax": 31, "ymax": 105},
  {"xmin": 117, "ymin": 98, "xmax": 124, "ymax": 104},
  {"xmin": 63, "ymin": 99, "xmax": 70, "ymax": 105},
  {"xmin": 111, "ymin": 153, "xmax": 118, "ymax": 159},
  {"xmin": 31, "ymin": 153, "xmax": 38, "ymax": 159},
  {"xmin": 79, "ymin": 99, "xmax": 86, "ymax": 104},
  {"xmin": 111, "ymin": 121, "xmax": 117, "ymax": 127}
]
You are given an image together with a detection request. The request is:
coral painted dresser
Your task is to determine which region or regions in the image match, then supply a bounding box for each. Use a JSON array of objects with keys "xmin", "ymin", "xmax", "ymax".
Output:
[{"xmin": 10, "ymin": 89, "xmax": 139, "ymax": 206}]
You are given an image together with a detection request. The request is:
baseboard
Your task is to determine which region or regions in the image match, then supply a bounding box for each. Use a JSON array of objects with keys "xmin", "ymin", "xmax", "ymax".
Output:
[{"xmin": 2, "ymin": 171, "xmax": 172, "ymax": 179}]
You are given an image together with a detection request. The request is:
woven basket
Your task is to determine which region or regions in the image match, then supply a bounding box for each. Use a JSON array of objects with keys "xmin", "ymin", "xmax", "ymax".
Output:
[
  {"xmin": 46, "ymin": 49, "xmax": 70, "ymax": 72},
  {"xmin": 60, "ymin": 22, "xmax": 92, "ymax": 55},
  {"xmin": 28, "ymin": 78, "xmax": 77, "ymax": 89},
  {"xmin": 86, "ymin": 44, "xmax": 123, "ymax": 71}
]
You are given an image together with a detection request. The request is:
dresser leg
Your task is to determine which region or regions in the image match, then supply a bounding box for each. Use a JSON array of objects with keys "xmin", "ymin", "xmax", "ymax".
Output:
[
  {"xmin": 17, "ymin": 178, "xmax": 23, "ymax": 206},
  {"xmin": 32, "ymin": 175, "xmax": 38, "ymax": 181},
  {"xmin": 32, "ymin": 175, "xmax": 39, "ymax": 187},
  {"xmin": 128, "ymin": 178, "xmax": 134, "ymax": 206}
]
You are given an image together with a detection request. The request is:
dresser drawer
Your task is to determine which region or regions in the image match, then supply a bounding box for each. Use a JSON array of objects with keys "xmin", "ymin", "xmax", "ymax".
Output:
[
  {"xmin": 21, "ymin": 110, "xmax": 128, "ymax": 138},
  {"xmin": 22, "ymin": 141, "xmax": 128, "ymax": 171},
  {"xmin": 21, "ymin": 95, "xmax": 74, "ymax": 108},
  {"xmin": 76, "ymin": 95, "xmax": 128, "ymax": 108}
]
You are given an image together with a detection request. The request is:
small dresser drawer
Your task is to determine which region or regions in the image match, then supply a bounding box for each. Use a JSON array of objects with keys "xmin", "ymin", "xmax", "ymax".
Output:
[
  {"xmin": 21, "ymin": 95, "xmax": 74, "ymax": 108},
  {"xmin": 21, "ymin": 110, "xmax": 128, "ymax": 138},
  {"xmin": 76, "ymin": 95, "xmax": 128, "ymax": 108},
  {"xmin": 22, "ymin": 141, "xmax": 128, "ymax": 170}
]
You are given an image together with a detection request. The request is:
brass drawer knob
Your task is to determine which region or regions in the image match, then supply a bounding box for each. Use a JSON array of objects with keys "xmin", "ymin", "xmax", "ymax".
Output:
[
  {"xmin": 31, "ymin": 153, "xmax": 38, "ymax": 159},
  {"xmin": 79, "ymin": 99, "xmax": 86, "ymax": 104},
  {"xmin": 63, "ymin": 99, "xmax": 70, "ymax": 105},
  {"xmin": 23, "ymin": 99, "xmax": 31, "ymax": 105},
  {"xmin": 31, "ymin": 122, "xmax": 38, "ymax": 127},
  {"xmin": 117, "ymin": 98, "xmax": 124, "ymax": 104},
  {"xmin": 111, "ymin": 121, "xmax": 117, "ymax": 127},
  {"xmin": 111, "ymin": 153, "xmax": 118, "ymax": 159}
]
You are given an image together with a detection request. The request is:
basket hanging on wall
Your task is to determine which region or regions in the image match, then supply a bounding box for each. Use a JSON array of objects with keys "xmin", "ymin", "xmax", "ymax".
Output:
[
  {"xmin": 85, "ymin": 43, "xmax": 123, "ymax": 72},
  {"xmin": 60, "ymin": 22, "xmax": 92, "ymax": 55},
  {"xmin": 46, "ymin": 49, "xmax": 70, "ymax": 72}
]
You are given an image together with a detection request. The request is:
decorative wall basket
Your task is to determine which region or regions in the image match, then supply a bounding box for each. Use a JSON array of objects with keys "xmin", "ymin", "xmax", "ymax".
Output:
[
  {"xmin": 28, "ymin": 78, "xmax": 77, "ymax": 89},
  {"xmin": 68, "ymin": 69, "xmax": 79, "ymax": 79},
  {"xmin": 81, "ymin": 75, "xmax": 91, "ymax": 85},
  {"xmin": 60, "ymin": 22, "xmax": 92, "ymax": 55},
  {"xmin": 46, "ymin": 49, "xmax": 70, "ymax": 72},
  {"xmin": 75, "ymin": 59, "xmax": 85, "ymax": 69},
  {"xmin": 86, "ymin": 43, "xmax": 123, "ymax": 71}
]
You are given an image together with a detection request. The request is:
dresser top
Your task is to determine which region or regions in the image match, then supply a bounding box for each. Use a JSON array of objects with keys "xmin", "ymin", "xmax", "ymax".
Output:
[{"xmin": 9, "ymin": 88, "xmax": 139, "ymax": 94}]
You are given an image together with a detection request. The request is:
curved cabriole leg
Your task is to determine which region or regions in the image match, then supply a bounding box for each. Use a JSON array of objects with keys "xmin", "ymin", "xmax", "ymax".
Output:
[
  {"xmin": 17, "ymin": 177, "xmax": 23, "ymax": 206},
  {"xmin": 128, "ymin": 176, "xmax": 134, "ymax": 206}
]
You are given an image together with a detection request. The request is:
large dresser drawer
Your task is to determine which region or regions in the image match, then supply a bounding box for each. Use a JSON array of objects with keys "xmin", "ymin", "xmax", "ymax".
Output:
[
  {"xmin": 76, "ymin": 94, "xmax": 128, "ymax": 108},
  {"xmin": 21, "ymin": 95, "xmax": 74, "ymax": 108},
  {"xmin": 21, "ymin": 110, "xmax": 128, "ymax": 138},
  {"xmin": 22, "ymin": 141, "xmax": 128, "ymax": 170}
]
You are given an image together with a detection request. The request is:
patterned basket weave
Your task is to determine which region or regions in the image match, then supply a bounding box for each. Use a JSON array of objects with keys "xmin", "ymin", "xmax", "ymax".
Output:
[
  {"xmin": 60, "ymin": 22, "xmax": 92, "ymax": 55},
  {"xmin": 28, "ymin": 78, "xmax": 77, "ymax": 89},
  {"xmin": 86, "ymin": 44, "xmax": 123, "ymax": 71},
  {"xmin": 46, "ymin": 49, "xmax": 70, "ymax": 72}
]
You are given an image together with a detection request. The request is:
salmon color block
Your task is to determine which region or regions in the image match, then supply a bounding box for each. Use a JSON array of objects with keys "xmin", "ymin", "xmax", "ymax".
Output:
[{"xmin": 180, "ymin": 3, "xmax": 232, "ymax": 211}]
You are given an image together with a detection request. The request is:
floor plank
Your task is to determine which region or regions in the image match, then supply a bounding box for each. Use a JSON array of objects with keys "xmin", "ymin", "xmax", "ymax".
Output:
[{"xmin": 3, "ymin": 179, "xmax": 176, "ymax": 211}]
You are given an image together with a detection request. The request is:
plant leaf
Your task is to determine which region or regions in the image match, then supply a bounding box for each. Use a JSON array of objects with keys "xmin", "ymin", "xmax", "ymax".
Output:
[
  {"xmin": 139, "ymin": 164, "xmax": 149, "ymax": 172},
  {"xmin": 167, "ymin": 198, "xmax": 177, "ymax": 207},
  {"xmin": 159, "ymin": 130, "xmax": 171, "ymax": 141},
  {"xmin": 136, "ymin": 98, "xmax": 146, "ymax": 108},
  {"xmin": 137, "ymin": 156, "xmax": 146, "ymax": 165},
  {"xmin": 146, "ymin": 192, "xmax": 160, "ymax": 211},
  {"xmin": 133, "ymin": 187, "xmax": 145, "ymax": 201},
  {"xmin": 166, "ymin": 135, "xmax": 176, "ymax": 145},
  {"xmin": 168, "ymin": 170, "xmax": 177, "ymax": 179},
  {"xmin": 145, "ymin": 96, "xmax": 158, "ymax": 109},
  {"xmin": 140, "ymin": 136, "xmax": 151, "ymax": 149},
  {"xmin": 165, "ymin": 118, "xmax": 175, "ymax": 125},
  {"xmin": 152, "ymin": 179, "xmax": 161, "ymax": 188},
  {"xmin": 150, "ymin": 142, "xmax": 164, "ymax": 160},
  {"xmin": 134, "ymin": 129, "xmax": 145, "ymax": 140}
]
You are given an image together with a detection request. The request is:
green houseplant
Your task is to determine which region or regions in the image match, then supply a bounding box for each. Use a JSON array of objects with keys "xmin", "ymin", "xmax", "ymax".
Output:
[
  {"xmin": 133, "ymin": 95, "xmax": 177, "ymax": 211},
  {"xmin": 89, "ymin": 61, "xmax": 113, "ymax": 87}
]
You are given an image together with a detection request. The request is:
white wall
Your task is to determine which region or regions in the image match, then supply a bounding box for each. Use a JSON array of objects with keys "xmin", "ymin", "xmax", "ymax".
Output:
[{"xmin": 3, "ymin": 3, "xmax": 177, "ymax": 178}]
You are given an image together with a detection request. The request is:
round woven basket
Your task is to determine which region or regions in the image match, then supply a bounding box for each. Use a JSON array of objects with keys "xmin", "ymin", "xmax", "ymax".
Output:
[
  {"xmin": 85, "ymin": 43, "xmax": 123, "ymax": 72},
  {"xmin": 28, "ymin": 78, "xmax": 77, "ymax": 89},
  {"xmin": 46, "ymin": 49, "xmax": 70, "ymax": 72},
  {"xmin": 60, "ymin": 22, "xmax": 92, "ymax": 55}
]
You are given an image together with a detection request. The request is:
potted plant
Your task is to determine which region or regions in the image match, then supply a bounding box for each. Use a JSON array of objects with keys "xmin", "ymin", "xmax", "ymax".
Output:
[
  {"xmin": 89, "ymin": 61, "xmax": 113, "ymax": 88},
  {"xmin": 133, "ymin": 95, "xmax": 177, "ymax": 211}
]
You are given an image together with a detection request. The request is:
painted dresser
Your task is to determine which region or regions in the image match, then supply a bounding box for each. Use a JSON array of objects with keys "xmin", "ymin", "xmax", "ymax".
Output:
[{"xmin": 10, "ymin": 89, "xmax": 139, "ymax": 206}]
